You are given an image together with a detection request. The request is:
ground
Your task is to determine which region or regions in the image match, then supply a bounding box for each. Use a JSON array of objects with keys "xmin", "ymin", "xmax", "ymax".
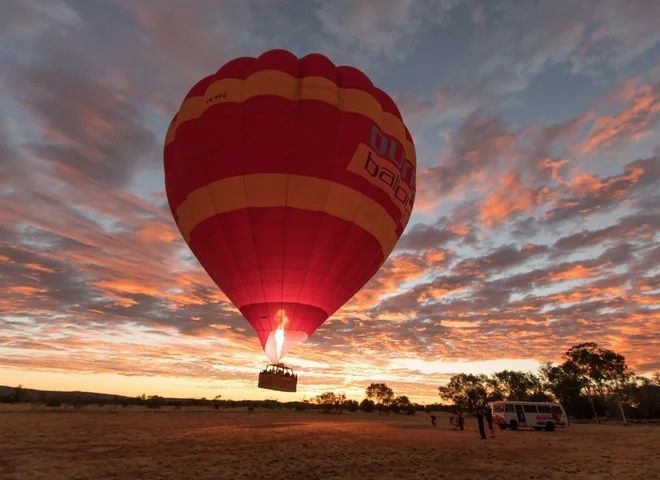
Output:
[{"xmin": 1, "ymin": 405, "xmax": 658, "ymax": 479}]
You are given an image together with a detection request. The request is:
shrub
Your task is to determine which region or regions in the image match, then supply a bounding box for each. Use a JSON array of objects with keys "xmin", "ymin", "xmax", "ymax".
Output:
[{"xmin": 360, "ymin": 398, "xmax": 375, "ymax": 413}]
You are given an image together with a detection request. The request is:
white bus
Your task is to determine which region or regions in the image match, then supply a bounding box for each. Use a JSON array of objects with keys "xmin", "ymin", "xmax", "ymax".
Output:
[{"xmin": 491, "ymin": 401, "xmax": 568, "ymax": 431}]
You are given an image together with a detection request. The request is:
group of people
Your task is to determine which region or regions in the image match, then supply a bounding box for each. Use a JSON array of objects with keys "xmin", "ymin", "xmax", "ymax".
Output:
[
  {"xmin": 430, "ymin": 406, "xmax": 495, "ymax": 439},
  {"xmin": 260, "ymin": 366, "xmax": 297, "ymax": 378}
]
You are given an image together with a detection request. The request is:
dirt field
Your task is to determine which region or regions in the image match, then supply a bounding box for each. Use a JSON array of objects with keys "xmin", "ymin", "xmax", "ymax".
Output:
[{"xmin": 1, "ymin": 405, "xmax": 658, "ymax": 480}]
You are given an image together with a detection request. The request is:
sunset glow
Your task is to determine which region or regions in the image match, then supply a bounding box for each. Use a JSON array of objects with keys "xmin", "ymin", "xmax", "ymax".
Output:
[{"xmin": 0, "ymin": 0, "xmax": 658, "ymax": 404}]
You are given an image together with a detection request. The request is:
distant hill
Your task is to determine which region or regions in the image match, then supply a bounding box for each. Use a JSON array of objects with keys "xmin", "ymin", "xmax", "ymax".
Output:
[
  {"xmin": 0, "ymin": 385, "xmax": 133, "ymax": 404},
  {"xmin": 0, "ymin": 385, "xmax": 246, "ymax": 408}
]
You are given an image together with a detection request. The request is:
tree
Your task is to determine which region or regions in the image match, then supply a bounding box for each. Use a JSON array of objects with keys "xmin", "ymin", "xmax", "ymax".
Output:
[
  {"xmin": 562, "ymin": 343, "xmax": 633, "ymax": 423},
  {"xmin": 366, "ymin": 383, "xmax": 394, "ymax": 415},
  {"xmin": 491, "ymin": 370, "xmax": 545, "ymax": 401},
  {"xmin": 314, "ymin": 392, "xmax": 338, "ymax": 413},
  {"xmin": 146, "ymin": 395, "xmax": 163, "ymax": 409},
  {"xmin": 391, "ymin": 395, "xmax": 415, "ymax": 414},
  {"xmin": 540, "ymin": 361, "xmax": 591, "ymax": 418},
  {"xmin": 622, "ymin": 374, "xmax": 660, "ymax": 419},
  {"xmin": 13, "ymin": 385, "xmax": 26, "ymax": 403},
  {"xmin": 314, "ymin": 392, "xmax": 347, "ymax": 413},
  {"xmin": 359, "ymin": 398, "xmax": 375, "ymax": 413},
  {"xmin": 438, "ymin": 374, "xmax": 496, "ymax": 414},
  {"xmin": 344, "ymin": 399, "xmax": 359, "ymax": 412}
]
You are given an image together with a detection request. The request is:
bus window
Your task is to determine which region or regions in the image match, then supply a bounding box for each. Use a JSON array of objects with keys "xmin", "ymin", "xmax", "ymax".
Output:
[
  {"xmin": 537, "ymin": 405, "xmax": 551, "ymax": 413},
  {"xmin": 524, "ymin": 404, "xmax": 538, "ymax": 413},
  {"xmin": 505, "ymin": 404, "xmax": 514, "ymax": 412}
]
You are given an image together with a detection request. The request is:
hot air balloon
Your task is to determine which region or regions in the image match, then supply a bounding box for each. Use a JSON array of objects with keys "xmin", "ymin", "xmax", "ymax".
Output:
[{"xmin": 164, "ymin": 49, "xmax": 416, "ymax": 391}]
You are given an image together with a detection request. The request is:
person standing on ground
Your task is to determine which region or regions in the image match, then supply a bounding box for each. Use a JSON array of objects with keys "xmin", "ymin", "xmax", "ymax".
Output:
[
  {"xmin": 485, "ymin": 406, "xmax": 494, "ymax": 437},
  {"xmin": 457, "ymin": 412, "xmax": 464, "ymax": 431},
  {"xmin": 476, "ymin": 408, "xmax": 487, "ymax": 439}
]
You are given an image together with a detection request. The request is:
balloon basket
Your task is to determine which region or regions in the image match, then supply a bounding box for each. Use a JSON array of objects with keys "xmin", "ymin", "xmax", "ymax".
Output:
[{"xmin": 258, "ymin": 363, "xmax": 297, "ymax": 392}]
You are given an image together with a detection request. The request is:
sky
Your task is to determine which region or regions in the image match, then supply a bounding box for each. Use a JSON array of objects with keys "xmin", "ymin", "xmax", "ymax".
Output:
[{"xmin": 0, "ymin": 0, "xmax": 658, "ymax": 404}]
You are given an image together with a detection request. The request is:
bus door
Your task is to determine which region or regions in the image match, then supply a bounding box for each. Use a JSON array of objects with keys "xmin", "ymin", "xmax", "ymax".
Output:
[{"xmin": 515, "ymin": 404, "xmax": 526, "ymax": 426}]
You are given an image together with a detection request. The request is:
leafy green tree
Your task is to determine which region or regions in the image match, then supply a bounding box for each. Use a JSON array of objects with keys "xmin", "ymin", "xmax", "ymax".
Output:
[
  {"xmin": 562, "ymin": 343, "xmax": 633, "ymax": 423},
  {"xmin": 620, "ymin": 374, "xmax": 660, "ymax": 419},
  {"xmin": 366, "ymin": 383, "xmax": 394, "ymax": 415},
  {"xmin": 491, "ymin": 370, "xmax": 548, "ymax": 401},
  {"xmin": 540, "ymin": 361, "xmax": 591, "ymax": 418},
  {"xmin": 438, "ymin": 374, "xmax": 500, "ymax": 414}
]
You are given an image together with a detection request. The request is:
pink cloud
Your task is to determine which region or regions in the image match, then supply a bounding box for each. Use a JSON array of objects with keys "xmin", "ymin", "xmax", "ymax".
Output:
[
  {"xmin": 578, "ymin": 80, "xmax": 660, "ymax": 153},
  {"xmin": 479, "ymin": 172, "xmax": 551, "ymax": 227}
]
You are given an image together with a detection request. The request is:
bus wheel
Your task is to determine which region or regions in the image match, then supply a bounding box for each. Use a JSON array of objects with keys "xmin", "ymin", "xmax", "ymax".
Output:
[
  {"xmin": 545, "ymin": 422, "xmax": 555, "ymax": 432},
  {"xmin": 533, "ymin": 427, "xmax": 543, "ymax": 431},
  {"xmin": 509, "ymin": 420, "xmax": 518, "ymax": 431},
  {"xmin": 498, "ymin": 424, "xmax": 507, "ymax": 430}
]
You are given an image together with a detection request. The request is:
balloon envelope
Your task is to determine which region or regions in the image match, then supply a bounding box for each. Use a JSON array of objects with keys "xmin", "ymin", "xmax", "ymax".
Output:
[{"xmin": 164, "ymin": 49, "xmax": 416, "ymax": 362}]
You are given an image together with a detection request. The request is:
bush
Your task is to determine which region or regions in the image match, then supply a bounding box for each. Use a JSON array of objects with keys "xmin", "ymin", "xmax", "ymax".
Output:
[
  {"xmin": 360, "ymin": 398, "xmax": 375, "ymax": 413},
  {"xmin": 146, "ymin": 395, "xmax": 163, "ymax": 409},
  {"xmin": 345, "ymin": 400, "xmax": 359, "ymax": 412}
]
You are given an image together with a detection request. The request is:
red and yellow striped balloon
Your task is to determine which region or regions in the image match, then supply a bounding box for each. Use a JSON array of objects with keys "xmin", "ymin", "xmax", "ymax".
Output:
[{"xmin": 164, "ymin": 49, "xmax": 416, "ymax": 362}]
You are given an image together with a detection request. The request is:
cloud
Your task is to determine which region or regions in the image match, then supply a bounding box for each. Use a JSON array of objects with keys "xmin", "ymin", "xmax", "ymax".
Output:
[
  {"xmin": 545, "ymin": 155, "xmax": 659, "ymax": 223},
  {"xmin": 345, "ymin": 251, "xmax": 441, "ymax": 311},
  {"xmin": 473, "ymin": 0, "xmax": 659, "ymax": 94},
  {"xmin": 452, "ymin": 243, "xmax": 548, "ymax": 279},
  {"xmin": 118, "ymin": 0, "xmax": 256, "ymax": 77},
  {"xmin": 479, "ymin": 171, "xmax": 551, "ymax": 227},
  {"xmin": 0, "ymin": 1, "xmax": 82, "ymax": 49},
  {"xmin": 552, "ymin": 212, "xmax": 660, "ymax": 254},
  {"xmin": 1, "ymin": 0, "xmax": 658, "ymax": 400},
  {"xmin": 571, "ymin": 0, "xmax": 660, "ymax": 72},
  {"xmin": 396, "ymin": 217, "xmax": 472, "ymax": 251},
  {"xmin": 578, "ymin": 80, "xmax": 660, "ymax": 153},
  {"xmin": 418, "ymin": 112, "xmax": 518, "ymax": 205},
  {"xmin": 477, "ymin": 4, "xmax": 588, "ymax": 95},
  {"xmin": 314, "ymin": 0, "xmax": 456, "ymax": 62},
  {"xmin": 10, "ymin": 66, "xmax": 157, "ymax": 187}
]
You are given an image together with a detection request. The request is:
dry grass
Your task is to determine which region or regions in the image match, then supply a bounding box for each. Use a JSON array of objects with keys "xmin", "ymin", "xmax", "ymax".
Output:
[{"xmin": 1, "ymin": 404, "xmax": 658, "ymax": 479}]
